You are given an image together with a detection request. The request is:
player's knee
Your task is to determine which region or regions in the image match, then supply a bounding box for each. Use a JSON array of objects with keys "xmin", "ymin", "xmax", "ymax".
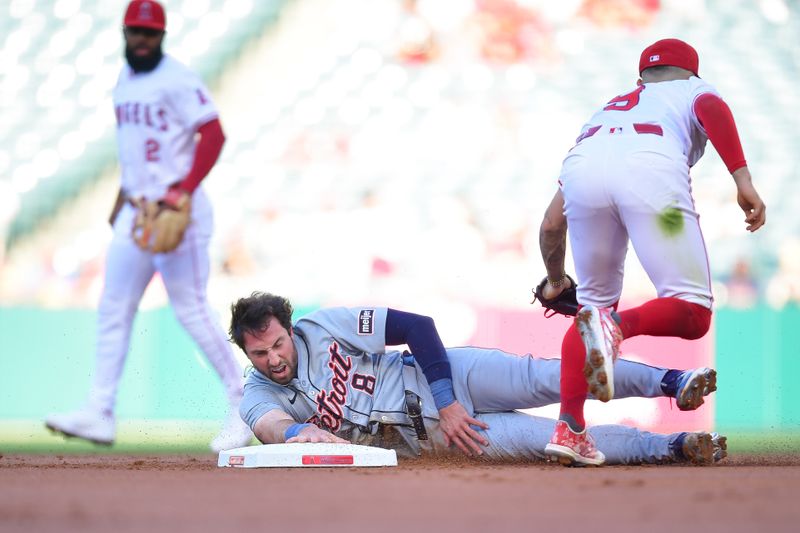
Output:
[{"xmin": 682, "ymin": 303, "xmax": 712, "ymax": 339}]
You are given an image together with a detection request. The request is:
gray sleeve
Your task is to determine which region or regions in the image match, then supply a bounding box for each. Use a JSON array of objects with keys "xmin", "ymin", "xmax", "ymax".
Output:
[
  {"xmin": 299, "ymin": 307, "xmax": 388, "ymax": 354},
  {"xmin": 238, "ymin": 380, "xmax": 287, "ymax": 430}
]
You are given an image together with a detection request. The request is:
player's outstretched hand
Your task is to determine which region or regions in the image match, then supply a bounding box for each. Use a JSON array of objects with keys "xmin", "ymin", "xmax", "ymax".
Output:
[
  {"xmin": 732, "ymin": 167, "xmax": 766, "ymax": 232},
  {"xmin": 286, "ymin": 425, "xmax": 348, "ymax": 444},
  {"xmin": 438, "ymin": 401, "xmax": 489, "ymax": 457}
]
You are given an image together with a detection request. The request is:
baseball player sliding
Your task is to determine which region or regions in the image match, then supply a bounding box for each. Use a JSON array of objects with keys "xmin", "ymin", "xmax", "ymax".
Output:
[
  {"xmin": 229, "ymin": 292, "xmax": 726, "ymax": 465},
  {"xmin": 45, "ymin": 0, "xmax": 252, "ymax": 452},
  {"xmin": 537, "ymin": 39, "xmax": 766, "ymax": 465}
]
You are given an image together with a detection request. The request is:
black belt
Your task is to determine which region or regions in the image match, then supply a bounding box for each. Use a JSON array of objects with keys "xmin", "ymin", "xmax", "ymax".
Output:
[{"xmin": 404, "ymin": 390, "xmax": 428, "ymax": 441}]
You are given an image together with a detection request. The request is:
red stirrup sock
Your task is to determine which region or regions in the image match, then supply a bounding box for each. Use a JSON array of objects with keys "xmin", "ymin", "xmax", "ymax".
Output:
[
  {"xmin": 617, "ymin": 297, "xmax": 711, "ymax": 340},
  {"xmin": 558, "ymin": 323, "xmax": 589, "ymax": 431}
]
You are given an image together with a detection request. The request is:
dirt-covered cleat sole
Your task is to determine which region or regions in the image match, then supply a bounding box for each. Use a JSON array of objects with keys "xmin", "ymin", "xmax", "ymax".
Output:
[
  {"xmin": 576, "ymin": 306, "xmax": 621, "ymax": 403},
  {"xmin": 710, "ymin": 432, "xmax": 727, "ymax": 462},
  {"xmin": 674, "ymin": 368, "xmax": 717, "ymax": 411},
  {"xmin": 704, "ymin": 368, "xmax": 718, "ymax": 395},
  {"xmin": 681, "ymin": 432, "xmax": 715, "ymax": 465},
  {"xmin": 675, "ymin": 370, "xmax": 706, "ymax": 411}
]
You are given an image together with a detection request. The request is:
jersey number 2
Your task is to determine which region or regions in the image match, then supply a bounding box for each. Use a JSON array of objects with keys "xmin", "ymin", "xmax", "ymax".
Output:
[
  {"xmin": 603, "ymin": 85, "xmax": 645, "ymax": 111},
  {"xmin": 145, "ymin": 139, "xmax": 160, "ymax": 162}
]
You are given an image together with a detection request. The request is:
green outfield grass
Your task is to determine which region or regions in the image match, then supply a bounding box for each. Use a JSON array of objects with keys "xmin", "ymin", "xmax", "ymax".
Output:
[
  {"xmin": 0, "ymin": 421, "xmax": 224, "ymax": 454},
  {"xmin": 0, "ymin": 422, "xmax": 797, "ymax": 455},
  {"xmin": 722, "ymin": 431, "xmax": 800, "ymax": 454}
]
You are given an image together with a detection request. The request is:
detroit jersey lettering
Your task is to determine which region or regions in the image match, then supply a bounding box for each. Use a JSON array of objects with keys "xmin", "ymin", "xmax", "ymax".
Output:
[{"xmin": 240, "ymin": 307, "xmax": 420, "ymax": 440}]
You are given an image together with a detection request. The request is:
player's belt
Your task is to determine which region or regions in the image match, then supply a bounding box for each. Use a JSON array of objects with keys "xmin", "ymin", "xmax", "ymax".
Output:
[
  {"xmin": 632, "ymin": 123, "xmax": 663, "ymax": 135},
  {"xmin": 404, "ymin": 390, "xmax": 428, "ymax": 441},
  {"xmin": 578, "ymin": 122, "xmax": 664, "ymax": 142},
  {"xmin": 401, "ymin": 352, "xmax": 429, "ymax": 441},
  {"xmin": 122, "ymin": 193, "xmax": 148, "ymax": 209}
]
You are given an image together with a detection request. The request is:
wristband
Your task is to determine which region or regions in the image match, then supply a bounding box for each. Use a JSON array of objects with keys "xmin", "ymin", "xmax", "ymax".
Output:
[
  {"xmin": 430, "ymin": 378, "xmax": 456, "ymax": 410},
  {"xmin": 284, "ymin": 423, "xmax": 312, "ymax": 441}
]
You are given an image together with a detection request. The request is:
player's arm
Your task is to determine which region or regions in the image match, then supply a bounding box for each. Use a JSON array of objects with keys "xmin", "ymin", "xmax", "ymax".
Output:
[
  {"xmin": 693, "ymin": 93, "xmax": 766, "ymax": 232},
  {"xmin": 252, "ymin": 409, "xmax": 347, "ymax": 444},
  {"xmin": 385, "ymin": 309, "xmax": 489, "ymax": 456},
  {"xmin": 538, "ymin": 189, "xmax": 573, "ymax": 298},
  {"xmin": 161, "ymin": 118, "xmax": 226, "ymax": 207}
]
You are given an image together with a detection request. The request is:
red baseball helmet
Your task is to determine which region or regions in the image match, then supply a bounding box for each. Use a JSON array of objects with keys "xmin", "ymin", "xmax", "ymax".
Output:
[
  {"xmin": 124, "ymin": 0, "xmax": 166, "ymax": 31},
  {"xmin": 639, "ymin": 38, "xmax": 698, "ymax": 76}
]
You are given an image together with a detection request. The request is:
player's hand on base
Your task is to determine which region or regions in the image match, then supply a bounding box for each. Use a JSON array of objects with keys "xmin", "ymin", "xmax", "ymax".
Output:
[
  {"xmin": 438, "ymin": 401, "xmax": 489, "ymax": 457},
  {"xmin": 286, "ymin": 425, "xmax": 348, "ymax": 444}
]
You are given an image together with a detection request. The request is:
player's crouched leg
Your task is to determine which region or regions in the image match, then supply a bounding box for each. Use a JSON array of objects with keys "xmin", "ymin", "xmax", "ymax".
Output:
[
  {"xmin": 469, "ymin": 412, "xmax": 555, "ymax": 462},
  {"xmin": 588, "ymin": 425, "xmax": 727, "ymax": 465},
  {"xmin": 467, "ymin": 412, "xmax": 727, "ymax": 465}
]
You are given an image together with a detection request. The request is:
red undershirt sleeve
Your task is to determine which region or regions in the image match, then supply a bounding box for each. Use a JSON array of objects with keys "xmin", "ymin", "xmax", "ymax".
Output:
[
  {"xmin": 693, "ymin": 93, "xmax": 747, "ymax": 173},
  {"xmin": 175, "ymin": 117, "xmax": 226, "ymax": 194}
]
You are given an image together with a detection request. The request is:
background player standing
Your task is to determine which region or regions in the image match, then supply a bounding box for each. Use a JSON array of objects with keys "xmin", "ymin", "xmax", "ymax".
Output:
[
  {"xmin": 45, "ymin": 0, "xmax": 252, "ymax": 453},
  {"xmin": 229, "ymin": 291, "xmax": 726, "ymax": 465},
  {"xmin": 538, "ymin": 38, "xmax": 766, "ymax": 465}
]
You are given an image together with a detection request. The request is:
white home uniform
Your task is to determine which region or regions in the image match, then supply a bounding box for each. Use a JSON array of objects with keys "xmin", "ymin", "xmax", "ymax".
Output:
[
  {"xmin": 240, "ymin": 307, "xmax": 688, "ymax": 464},
  {"xmin": 87, "ymin": 55, "xmax": 243, "ymax": 417},
  {"xmin": 560, "ymin": 77, "xmax": 719, "ymax": 309}
]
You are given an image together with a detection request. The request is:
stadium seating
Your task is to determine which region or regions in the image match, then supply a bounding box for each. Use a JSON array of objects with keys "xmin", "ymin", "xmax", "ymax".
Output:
[
  {"xmin": 1, "ymin": 0, "xmax": 797, "ymax": 309},
  {"xmin": 1, "ymin": 0, "xmax": 288, "ymax": 245}
]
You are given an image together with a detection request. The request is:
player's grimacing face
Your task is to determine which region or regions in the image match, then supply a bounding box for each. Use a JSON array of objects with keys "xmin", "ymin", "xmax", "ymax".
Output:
[{"xmin": 242, "ymin": 316, "xmax": 298, "ymax": 385}]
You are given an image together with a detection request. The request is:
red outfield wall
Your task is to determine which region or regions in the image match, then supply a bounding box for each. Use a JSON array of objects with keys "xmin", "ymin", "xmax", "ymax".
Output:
[{"xmin": 467, "ymin": 303, "xmax": 714, "ymax": 434}]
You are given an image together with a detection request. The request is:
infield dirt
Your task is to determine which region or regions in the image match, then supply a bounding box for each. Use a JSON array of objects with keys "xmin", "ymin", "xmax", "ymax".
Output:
[{"xmin": 1, "ymin": 453, "xmax": 799, "ymax": 532}]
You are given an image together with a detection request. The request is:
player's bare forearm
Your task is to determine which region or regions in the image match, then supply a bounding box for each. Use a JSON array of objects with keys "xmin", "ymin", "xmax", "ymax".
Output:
[
  {"xmin": 731, "ymin": 167, "xmax": 766, "ymax": 232},
  {"xmin": 252, "ymin": 409, "xmax": 298, "ymax": 444},
  {"xmin": 539, "ymin": 189, "xmax": 568, "ymax": 282}
]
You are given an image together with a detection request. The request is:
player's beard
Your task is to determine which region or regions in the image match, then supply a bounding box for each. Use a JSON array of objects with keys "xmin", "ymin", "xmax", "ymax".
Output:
[{"xmin": 125, "ymin": 44, "xmax": 164, "ymax": 73}]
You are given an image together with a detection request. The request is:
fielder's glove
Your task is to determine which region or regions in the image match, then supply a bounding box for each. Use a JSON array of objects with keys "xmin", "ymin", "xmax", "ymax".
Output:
[
  {"xmin": 531, "ymin": 274, "xmax": 578, "ymax": 317},
  {"xmin": 131, "ymin": 188, "xmax": 191, "ymax": 254}
]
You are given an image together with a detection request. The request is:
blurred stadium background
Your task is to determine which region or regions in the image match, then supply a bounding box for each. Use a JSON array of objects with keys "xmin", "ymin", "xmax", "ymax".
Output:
[{"xmin": 0, "ymin": 0, "xmax": 798, "ymax": 451}]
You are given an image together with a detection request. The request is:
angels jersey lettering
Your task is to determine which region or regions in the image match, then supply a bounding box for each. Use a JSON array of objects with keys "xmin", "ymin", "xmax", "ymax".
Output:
[{"xmin": 113, "ymin": 55, "xmax": 218, "ymax": 200}]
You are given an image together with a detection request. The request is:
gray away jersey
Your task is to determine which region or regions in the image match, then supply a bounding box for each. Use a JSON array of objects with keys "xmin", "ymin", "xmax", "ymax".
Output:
[
  {"xmin": 238, "ymin": 307, "xmax": 679, "ymax": 463},
  {"xmin": 239, "ymin": 307, "xmax": 433, "ymax": 443}
]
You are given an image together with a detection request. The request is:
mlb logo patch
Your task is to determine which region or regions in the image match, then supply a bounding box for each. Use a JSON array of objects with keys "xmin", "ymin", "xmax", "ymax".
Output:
[
  {"xmin": 357, "ymin": 309, "xmax": 375, "ymax": 335},
  {"xmin": 139, "ymin": 2, "xmax": 154, "ymax": 20},
  {"xmin": 649, "ymin": 54, "xmax": 660, "ymax": 62}
]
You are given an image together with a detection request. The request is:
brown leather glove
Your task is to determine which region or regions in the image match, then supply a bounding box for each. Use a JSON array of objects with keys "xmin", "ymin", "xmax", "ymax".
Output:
[{"xmin": 131, "ymin": 188, "xmax": 191, "ymax": 253}]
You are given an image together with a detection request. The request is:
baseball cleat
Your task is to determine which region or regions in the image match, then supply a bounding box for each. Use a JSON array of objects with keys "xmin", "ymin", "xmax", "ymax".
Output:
[
  {"xmin": 44, "ymin": 408, "xmax": 116, "ymax": 446},
  {"xmin": 679, "ymin": 432, "xmax": 727, "ymax": 465},
  {"xmin": 576, "ymin": 305, "xmax": 622, "ymax": 403},
  {"xmin": 710, "ymin": 432, "xmax": 728, "ymax": 462},
  {"xmin": 674, "ymin": 367, "xmax": 717, "ymax": 411},
  {"xmin": 210, "ymin": 407, "xmax": 254, "ymax": 453},
  {"xmin": 545, "ymin": 420, "xmax": 606, "ymax": 466}
]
